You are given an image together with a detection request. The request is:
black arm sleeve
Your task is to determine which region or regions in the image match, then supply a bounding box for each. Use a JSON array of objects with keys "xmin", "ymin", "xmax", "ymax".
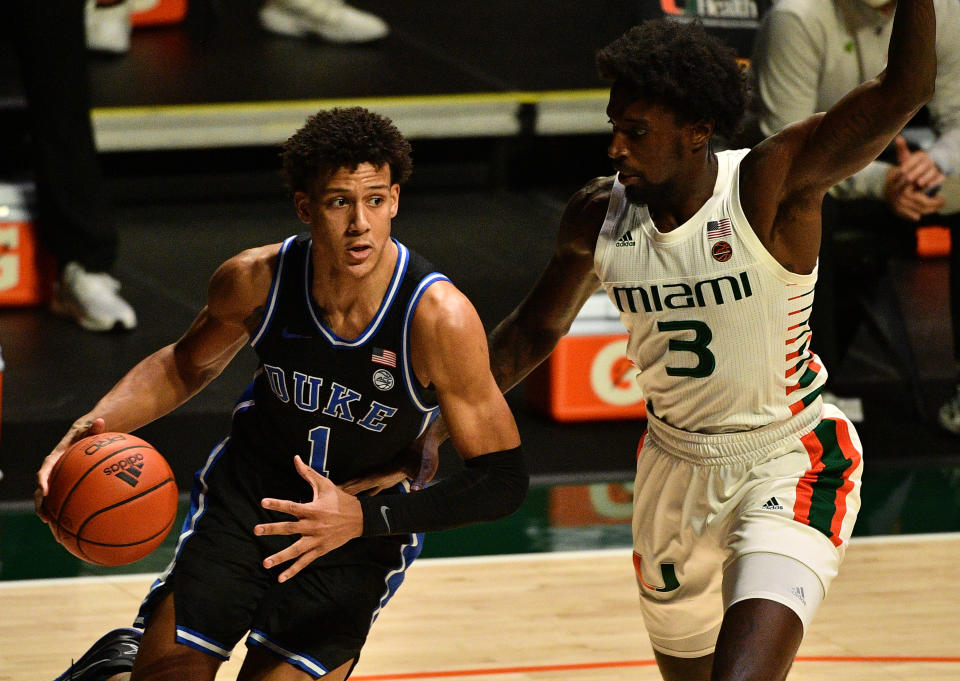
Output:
[{"xmin": 358, "ymin": 446, "xmax": 528, "ymax": 536}]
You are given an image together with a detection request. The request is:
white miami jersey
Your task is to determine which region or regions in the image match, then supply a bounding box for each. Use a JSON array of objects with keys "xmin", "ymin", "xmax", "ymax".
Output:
[{"xmin": 594, "ymin": 148, "xmax": 827, "ymax": 433}]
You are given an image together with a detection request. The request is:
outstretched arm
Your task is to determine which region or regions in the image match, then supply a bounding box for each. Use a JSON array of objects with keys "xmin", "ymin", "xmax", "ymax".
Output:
[
  {"xmin": 742, "ymin": 0, "xmax": 937, "ymax": 272},
  {"xmin": 790, "ymin": 0, "xmax": 936, "ymax": 192},
  {"xmin": 488, "ymin": 176, "xmax": 609, "ymax": 392}
]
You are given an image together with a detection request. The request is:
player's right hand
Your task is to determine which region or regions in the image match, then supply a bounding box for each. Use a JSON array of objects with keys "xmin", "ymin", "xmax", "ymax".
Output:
[{"xmin": 34, "ymin": 417, "xmax": 106, "ymax": 522}]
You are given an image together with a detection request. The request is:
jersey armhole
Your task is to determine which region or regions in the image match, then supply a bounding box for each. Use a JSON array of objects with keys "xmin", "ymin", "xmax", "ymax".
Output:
[
  {"xmin": 729, "ymin": 161, "xmax": 818, "ymax": 287},
  {"xmin": 250, "ymin": 235, "xmax": 298, "ymax": 349},
  {"xmin": 593, "ymin": 176, "xmax": 629, "ymax": 281},
  {"xmin": 400, "ymin": 273, "xmax": 451, "ymax": 414}
]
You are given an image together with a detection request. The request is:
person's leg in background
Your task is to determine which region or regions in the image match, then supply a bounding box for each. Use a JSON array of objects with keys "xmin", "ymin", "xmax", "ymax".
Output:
[{"xmin": 10, "ymin": 0, "xmax": 137, "ymax": 332}]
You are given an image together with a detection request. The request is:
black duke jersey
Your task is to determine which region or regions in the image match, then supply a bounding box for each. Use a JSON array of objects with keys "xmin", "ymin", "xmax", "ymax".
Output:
[{"xmin": 232, "ymin": 234, "xmax": 446, "ymax": 484}]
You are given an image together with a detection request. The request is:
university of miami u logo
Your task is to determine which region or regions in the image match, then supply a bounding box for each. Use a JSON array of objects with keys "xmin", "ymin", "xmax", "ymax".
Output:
[{"xmin": 632, "ymin": 552, "xmax": 680, "ymax": 592}]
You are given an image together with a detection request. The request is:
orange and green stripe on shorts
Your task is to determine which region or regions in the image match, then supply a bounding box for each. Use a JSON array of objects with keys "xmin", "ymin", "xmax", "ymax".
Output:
[{"xmin": 794, "ymin": 417, "xmax": 861, "ymax": 546}]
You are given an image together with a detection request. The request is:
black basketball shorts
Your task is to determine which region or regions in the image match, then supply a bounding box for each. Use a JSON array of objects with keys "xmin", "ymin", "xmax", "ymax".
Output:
[{"xmin": 134, "ymin": 436, "xmax": 424, "ymax": 677}]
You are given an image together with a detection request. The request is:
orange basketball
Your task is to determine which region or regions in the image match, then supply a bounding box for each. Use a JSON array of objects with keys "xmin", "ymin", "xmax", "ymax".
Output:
[{"xmin": 42, "ymin": 432, "xmax": 179, "ymax": 566}]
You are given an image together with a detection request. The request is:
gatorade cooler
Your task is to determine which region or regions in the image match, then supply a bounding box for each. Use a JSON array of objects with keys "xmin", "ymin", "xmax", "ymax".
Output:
[
  {"xmin": 131, "ymin": 0, "xmax": 188, "ymax": 27},
  {"xmin": 0, "ymin": 183, "xmax": 55, "ymax": 306},
  {"xmin": 525, "ymin": 292, "xmax": 646, "ymax": 422}
]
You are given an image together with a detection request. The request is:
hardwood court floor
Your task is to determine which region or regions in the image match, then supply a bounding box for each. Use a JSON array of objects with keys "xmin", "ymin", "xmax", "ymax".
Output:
[{"xmin": 2, "ymin": 533, "xmax": 958, "ymax": 681}]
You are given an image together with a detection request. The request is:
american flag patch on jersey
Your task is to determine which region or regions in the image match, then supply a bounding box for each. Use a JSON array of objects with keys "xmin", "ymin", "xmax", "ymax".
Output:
[
  {"xmin": 707, "ymin": 218, "xmax": 733, "ymax": 239},
  {"xmin": 371, "ymin": 347, "xmax": 397, "ymax": 367}
]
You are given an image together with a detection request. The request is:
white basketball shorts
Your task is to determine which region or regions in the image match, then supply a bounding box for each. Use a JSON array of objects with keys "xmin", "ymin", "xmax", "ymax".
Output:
[{"xmin": 631, "ymin": 400, "xmax": 863, "ymax": 658}]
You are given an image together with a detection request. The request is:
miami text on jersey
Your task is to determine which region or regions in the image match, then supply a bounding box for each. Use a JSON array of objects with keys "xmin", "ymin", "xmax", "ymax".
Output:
[{"xmin": 612, "ymin": 271, "xmax": 753, "ymax": 313}]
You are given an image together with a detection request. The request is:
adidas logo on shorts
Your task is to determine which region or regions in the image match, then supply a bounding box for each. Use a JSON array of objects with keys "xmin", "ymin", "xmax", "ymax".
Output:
[
  {"xmin": 761, "ymin": 497, "xmax": 784, "ymax": 511},
  {"xmin": 615, "ymin": 230, "xmax": 636, "ymax": 247},
  {"xmin": 791, "ymin": 586, "xmax": 806, "ymax": 605}
]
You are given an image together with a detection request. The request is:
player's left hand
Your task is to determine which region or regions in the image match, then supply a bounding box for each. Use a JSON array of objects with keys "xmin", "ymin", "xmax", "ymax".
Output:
[{"xmin": 255, "ymin": 456, "xmax": 363, "ymax": 582}]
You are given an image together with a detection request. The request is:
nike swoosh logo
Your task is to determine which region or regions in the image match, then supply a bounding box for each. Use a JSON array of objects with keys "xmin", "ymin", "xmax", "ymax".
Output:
[
  {"xmin": 63, "ymin": 659, "xmax": 110, "ymax": 680},
  {"xmin": 62, "ymin": 641, "xmax": 138, "ymax": 680},
  {"xmin": 380, "ymin": 505, "xmax": 392, "ymax": 533},
  {"xmin": 281, "ymin": 328, "xmax": 311, "ymax": 339}
]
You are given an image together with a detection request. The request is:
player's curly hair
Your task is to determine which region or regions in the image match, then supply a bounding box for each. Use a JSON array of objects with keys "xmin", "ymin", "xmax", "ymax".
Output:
[
  {"xmin": 281, "ymin": 107, "xmax": 413, "ymax": 193},
  {"xmin": 596, "ymin": 20, "xmax": 747, "ymax": 140}
]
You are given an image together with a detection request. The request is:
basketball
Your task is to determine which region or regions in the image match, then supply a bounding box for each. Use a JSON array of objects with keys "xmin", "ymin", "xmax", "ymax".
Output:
[{"xmin": 42, "ymin": 432, "xmax": 179, "ymax": 566}]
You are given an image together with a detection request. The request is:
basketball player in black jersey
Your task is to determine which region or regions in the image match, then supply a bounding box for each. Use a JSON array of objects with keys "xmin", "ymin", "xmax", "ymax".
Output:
[{"xmin": 35, "ymin": 107, "xmax": 528, "ymax": 681}]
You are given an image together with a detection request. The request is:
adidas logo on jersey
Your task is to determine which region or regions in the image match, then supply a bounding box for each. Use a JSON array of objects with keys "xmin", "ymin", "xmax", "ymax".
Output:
[
  {"xmin": 615, "ymin": 230, "xmax": 636, "ymax": 247},
  {"xmin": 761, "ymin": 497, "xmax": 784, "ymax": 510}
]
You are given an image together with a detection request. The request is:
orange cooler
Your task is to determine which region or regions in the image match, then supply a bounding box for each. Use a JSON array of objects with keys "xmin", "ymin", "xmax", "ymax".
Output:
[
  {"xmin": 0, "ymin": 183, "xmax": 55, "ymax": 307},
  {"xmin": 132, "ymin": 0, "xmax": 188, "ymax": 26}
]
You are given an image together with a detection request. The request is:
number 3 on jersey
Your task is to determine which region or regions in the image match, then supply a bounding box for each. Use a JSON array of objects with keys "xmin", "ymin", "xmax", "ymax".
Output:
[{"xmin": 658, "ymin": 320, "xmax": 716, "ymax": 378}]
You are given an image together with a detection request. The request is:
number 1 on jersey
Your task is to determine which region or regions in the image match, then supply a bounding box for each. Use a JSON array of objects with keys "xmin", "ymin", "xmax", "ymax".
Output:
[{"xmin": 307, "ymin": 425, "xmax": 331, "ymax": 477}]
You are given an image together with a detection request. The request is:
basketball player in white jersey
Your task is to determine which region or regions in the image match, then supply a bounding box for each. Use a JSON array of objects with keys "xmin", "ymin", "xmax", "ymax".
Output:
[{"xmin": 481, "ymin": 2, "xmax": 936, "ymax": 679}]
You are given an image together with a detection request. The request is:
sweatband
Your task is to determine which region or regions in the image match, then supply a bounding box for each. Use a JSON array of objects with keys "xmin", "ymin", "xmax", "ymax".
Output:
[{"xmin": 358, "ymin": 446, "xmax": 528, "ymax": 536}]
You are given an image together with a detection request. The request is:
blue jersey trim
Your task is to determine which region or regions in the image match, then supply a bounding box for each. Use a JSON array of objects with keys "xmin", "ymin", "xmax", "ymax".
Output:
[
  {"xmin": 135, "ymin": 435, "xmax": 230, "ymax": 629},
  {"xmin": 251, "ymin": 236, "xmax": 297, "ymax": 349},
  {"xmin": 247, "ymin": 630, "xmax": 329, "ymax": 677},
  {"xmin": 232, "ymin": 377, "xmax": 257, "ymax": 419},
  {"xmin": 416, "ymin": 410, "xmax": 437, "ymax": 439},
  {"xmin": 369, "ymin": 529, "xmax": 424, "ymax": 627},
  {"xmin": 175, "ymin": 626, "xmax": 232, "ymax": 660},
  {"xmin": 401, "ymin": 272, "xmax": 450, "ymax": 413},
  {"xmin": 306, "ymin": 239, "xmax": 410, "ymax": 347}
]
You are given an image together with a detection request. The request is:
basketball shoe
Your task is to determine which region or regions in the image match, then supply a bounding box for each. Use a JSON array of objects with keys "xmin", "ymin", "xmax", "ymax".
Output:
[
  {"xmin": 51, "ymin": 262, "xmax": 138, "ymax": 332},
  {"xmin": 85, "ymin": 0, "xmax": 132, "ymax": 54},
  {"xmin": 53, "ymin": 628, "xmax": 141, "ymax": 681},
  {"xmin": 259, "ymin": 0, "xmax": 389, "ymax": 43},
  {"xmin": 938, "ymin": 385, "xmax": 960, "ymax": 435}
]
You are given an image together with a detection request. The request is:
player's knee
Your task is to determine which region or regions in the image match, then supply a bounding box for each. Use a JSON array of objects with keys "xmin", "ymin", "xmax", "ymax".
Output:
[{"xmin": 130, "ymin": 650, "xmax": 220, "ymax": 681}]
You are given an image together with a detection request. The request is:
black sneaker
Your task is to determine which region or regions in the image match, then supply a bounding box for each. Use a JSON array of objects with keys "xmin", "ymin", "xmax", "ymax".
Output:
[{"xmin": 53, "ymin": 628, "xmax": 142, "ymax": 681}]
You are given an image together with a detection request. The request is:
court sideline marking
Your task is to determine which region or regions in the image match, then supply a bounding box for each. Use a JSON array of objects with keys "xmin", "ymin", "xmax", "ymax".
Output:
[{"xmin": 351, "ymin": 655, "xmax": 960, "ymax": 680}]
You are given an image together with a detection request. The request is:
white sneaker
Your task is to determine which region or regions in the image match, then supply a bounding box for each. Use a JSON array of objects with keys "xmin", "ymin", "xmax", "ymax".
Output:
[
  {"xmin": 938, "ymin": 386, "xmax": 960, "ymax": 435},
  {"xmin": 51, "ymin": 262, "xmax": 138, "ymax": 332},
  {"xmin": 259, "ymin": 0, "xmax": 389, "ymax": 43},
  {"xmin": 85, "ymin": 0, "xmax": 133, "ymax": 54}
]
